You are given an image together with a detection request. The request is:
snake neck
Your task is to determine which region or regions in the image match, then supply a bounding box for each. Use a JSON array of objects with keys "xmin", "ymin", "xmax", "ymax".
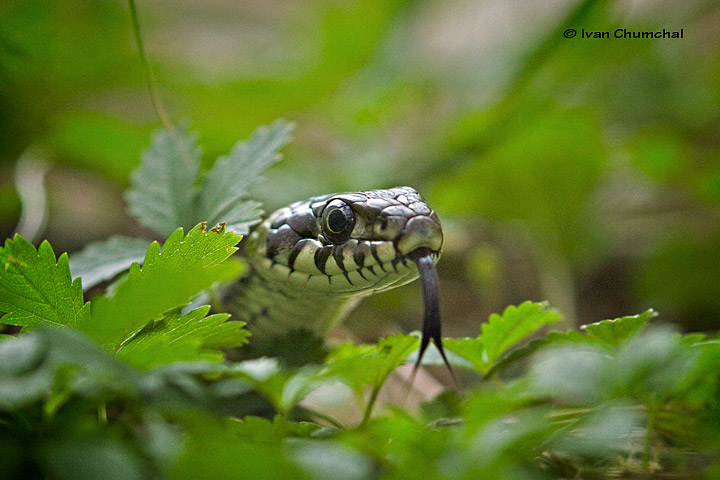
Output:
[{"xmin": 222, "ymin": 264, "xmax": 364, "ymax": 359}]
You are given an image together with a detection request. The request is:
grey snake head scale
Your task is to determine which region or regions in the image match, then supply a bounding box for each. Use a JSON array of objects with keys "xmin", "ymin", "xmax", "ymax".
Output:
[{"xmin": 225, "ymin": 186, "xmax": 453, "ymax": 379}]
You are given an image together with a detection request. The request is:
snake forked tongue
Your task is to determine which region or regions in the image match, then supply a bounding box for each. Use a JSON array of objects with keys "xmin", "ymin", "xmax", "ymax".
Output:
[{"xmin": 409, "ymin": 248, "xmax": 457, "ymax": 387}]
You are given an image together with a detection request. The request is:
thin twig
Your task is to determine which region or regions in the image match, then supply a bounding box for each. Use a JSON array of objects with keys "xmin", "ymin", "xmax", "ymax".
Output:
[{"xmin": 127, "ymin": 0, "xmax": 175, "ymax": 132}]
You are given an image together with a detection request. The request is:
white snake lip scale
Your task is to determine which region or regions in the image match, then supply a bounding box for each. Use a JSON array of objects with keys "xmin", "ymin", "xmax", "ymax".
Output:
[{"xmin": 223, "ymin": 187, "xmax": 455, "ymax": 379}]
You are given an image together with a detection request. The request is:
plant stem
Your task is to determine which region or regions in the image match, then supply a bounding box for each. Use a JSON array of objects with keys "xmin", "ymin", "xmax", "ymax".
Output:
[
  {"xmin": 361, "ymin": 383, "xmax": 382, "ymax": 427},
  {"xmin": 643, "ymin": 403, "xmax": 657, "ymax": 471},
  {"xmin": 98, "ymin": 402, "xmax": 108, "ymax": 425},
  {"xmin": 303, "ymin": 407, "xmax": 346, "ymax": 430},
  {"xmin": 127, "ymin": 0, "xmax": 175, "ymax": 131}
]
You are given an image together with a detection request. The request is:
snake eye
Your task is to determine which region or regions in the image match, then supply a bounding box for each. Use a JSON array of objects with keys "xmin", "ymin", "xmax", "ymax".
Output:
[{"xmin": 322, "ymin": 200, "xmax": 355, "ymax": 243}]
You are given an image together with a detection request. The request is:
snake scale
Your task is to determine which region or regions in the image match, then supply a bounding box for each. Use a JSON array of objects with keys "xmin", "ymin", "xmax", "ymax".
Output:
[{"xmin": 222, "ymin": 186, "xmax": 453, "ymax": 375}]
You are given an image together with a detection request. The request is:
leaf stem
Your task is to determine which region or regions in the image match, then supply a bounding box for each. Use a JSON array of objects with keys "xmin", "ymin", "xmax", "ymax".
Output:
[{"xmin": 127, "ymin": 0, "xmax": 175, "ymax": 132}]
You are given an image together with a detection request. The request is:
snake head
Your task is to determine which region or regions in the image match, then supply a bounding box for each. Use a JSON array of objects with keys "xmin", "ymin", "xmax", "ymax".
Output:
[
  {"xmin": 242, "ymin": 187, "xmax": 453, "ymax": 382},
  {"xmin": 249, "ymin": 186, "xmax": 443, "ymax": 294}
]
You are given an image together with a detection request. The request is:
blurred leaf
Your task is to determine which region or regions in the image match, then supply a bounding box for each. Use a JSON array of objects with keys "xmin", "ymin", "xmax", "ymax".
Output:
[
  {"xmin": 530, "ymin": 345, "xmax": 610, "ymax": 405},
  {"xmin": 0, "ymin": 327, "xmax": 139, "ymax": 411},
  {"xmin": 230, "ymin": 415, "xmax": 321, "ymax": 443},
  {"xmin": 48, "ymin": 112, "xmax": 151, "ymax": 184},
  {"xmin": 581, "ymin": 309, "xmax": 657, "ymax": 346},
  {"xmin": 636, "ymin": 234, "xmax": 720, "ymax": 315},
  {"xmin": 548, "ymin": 402, "xmax": 639, "ymax": 458},
  {"xmin": 485, "ymin": 329, "xmax": 594, "ymax": 378},
  {"xmin": 125, "ymin": 128, "xmax": 201, "ymax": 238},
  {"xmin": 291, "ymin": 440, "xmax": 373, "ymax": 480},
  {"xmin": 444, "ymin": 301, "xmax": 561, "ymax": 373},
  {"xmin": 609, "ymin": 327, "xmax": 699, "ymax": 402},
  {"xmin": 171, "ymin": 414, "xmax": 309, "ymax": 480},
  {"xmin": 68, "ymin": 236, "xmax": 150, "ymax": 290},
  {"xmin": 196, "ymin": 120, "xmax": 293, "ymax": 234},
  {"xmin": 325, "ymin": 334, "xmax": 418, "ymax": 396},
  {"xmin": 232, "ymin": 358, "xmax": 326, "ymax": 415},
  {"xmin": 0, "ymin": 234, "xmax": 90, "ymax": 328},
  {"xmin": 77, "ymin": 224, "xmax": 242, "ymax": 350},
  {"xmin": 628, "ymin": 128, "xmax": 689, "ymax": 184},
  {"xmin": 117, "ymin": 306, "xmax": 249, "ymax": 370},
  {"xmin": 435, "ymin": 104, "xmax": 606, "ymax": 255},
  {"xmin": 468, "ymin": 407, "xmax": 553, "ymax": 470},
  {"xmin": 39, "ymin": 439, "xmax": 145, "ymax": 480},
  {"xmin": 0, "ymin": 334, "xmax": 54, "ymax": 409}
]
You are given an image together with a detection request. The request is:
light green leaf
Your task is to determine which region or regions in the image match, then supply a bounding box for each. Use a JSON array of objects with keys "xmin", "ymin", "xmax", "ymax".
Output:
[
  {"xmin": 116, "ymin": 306, "xmax": 249, "ymax": 370},
  {"xmin": 0, "ymin": 234, "xmax": 91, "ymax": 328},
  {"xmin": 68, "ymin": 236, "xmax": 150, "ymax": 290},
  {"xmin": 444, "ymin": 301, "xmax": 561, "ymax": 373},
  {"xmin": 77, "ymin": 224, "xmax": 242, "ymax": 350},
  {"xmin": 195, "ymin": 120, "xmax": 294, "ymax": 234},
  {"xmin": 581, "ymin": 309, "xmax": 657, "ymax": 346},
  {"xmin": 125, "ymin": 128, "xmax": 201, "ymax": 237}
]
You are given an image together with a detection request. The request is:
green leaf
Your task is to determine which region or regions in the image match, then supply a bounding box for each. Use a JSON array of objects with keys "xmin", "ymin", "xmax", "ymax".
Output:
[
  {"xmin": 116, "ymin": 306, "xmax": 249, "ymax": 370},
  {"xmin": 68, "ymin": 235, "xmax": 150, "ymax": 290},
  {"xmin": 231, "ymin": 358, "xmax": 326, "ymax": 415},
  {"xmin": 76, "ymin": 224, "xmax": 242, "ymax": 350},
  {"xmin": 125, "ymin": 128, "xmax": 201, "ymax": 237},
  {"xmin": 444, "ymin": 301, "xmax": 561, "ymax": 373},
  {"xmin": 581, "ymin": 309, "xmax": 657, "ymax": 346},
  {"xmin": 0, "ymin": 234, "xmax": 91, "ymax": 328},
  {"xmin": 324, "ymin": 334, "xmax": 418, "ymax": 396},
  {"xmin": 195, "ymin": 120, "xmax": 294, "ymax": 234}
]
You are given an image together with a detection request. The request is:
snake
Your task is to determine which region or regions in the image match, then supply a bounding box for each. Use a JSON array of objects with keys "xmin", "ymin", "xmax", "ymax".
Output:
[{"xmin": 222, "ymin": 186, "xmax": 453, "ymax": 376}]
